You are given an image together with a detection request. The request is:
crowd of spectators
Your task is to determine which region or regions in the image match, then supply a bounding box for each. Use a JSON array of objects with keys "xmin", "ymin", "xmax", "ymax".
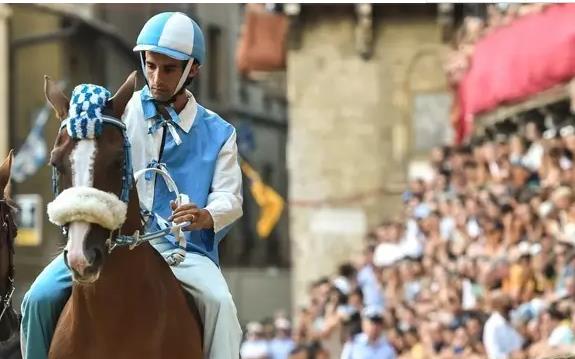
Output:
[{"xmin": 242, "ymin": 115, "xmax": 575, "ymax": 359}]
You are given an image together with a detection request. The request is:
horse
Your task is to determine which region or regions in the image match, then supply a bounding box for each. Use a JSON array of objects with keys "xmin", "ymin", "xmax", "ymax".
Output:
[
  {"xmin": 0, "ymin": 151, "xmax": 22, "ymax": 359},
  {"xmin": 44, "ymin": 72, "xmax": 203, "ymax": 359}
]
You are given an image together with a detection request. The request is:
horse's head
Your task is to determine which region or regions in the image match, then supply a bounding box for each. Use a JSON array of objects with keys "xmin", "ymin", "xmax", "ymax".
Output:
[{"xmin": 46, "ymin": 72, "xmax": 137, "ymax": 284}]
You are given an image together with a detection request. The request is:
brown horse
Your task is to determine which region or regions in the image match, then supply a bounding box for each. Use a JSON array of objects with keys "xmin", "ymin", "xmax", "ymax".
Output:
[
  {"xmin": 0, "ymin": 151, "xmax": 21, "ymax": 359},
  {"xmin": 45, "ymin": 73, "xmax": 202, "ymax": 359}
]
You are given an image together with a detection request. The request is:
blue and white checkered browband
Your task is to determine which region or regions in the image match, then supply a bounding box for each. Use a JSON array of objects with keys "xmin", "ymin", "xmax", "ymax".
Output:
[
  {"xmin": 54, "ymin": 83, "xmax": 132, "ymax": 204},
  {"xmin": 65, "ymin": 84, "xmax": 111, "ymax": 139}
]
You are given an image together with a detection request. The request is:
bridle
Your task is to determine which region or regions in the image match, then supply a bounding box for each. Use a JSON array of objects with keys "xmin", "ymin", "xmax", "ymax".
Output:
[
  {"xmin": 52, "ymin": 115, "xmax": 133, "ymax": 204},
  {"xmin": 50, "ymin": 114, "xmax": 188, "ymax": 265},
  {"xmin": 0, "ymin": 200, "xmax": 15, "ymax": 322}
]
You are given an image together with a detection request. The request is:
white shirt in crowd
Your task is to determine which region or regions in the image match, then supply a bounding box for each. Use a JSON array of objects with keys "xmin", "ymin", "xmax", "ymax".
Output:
[
  {"xmin": 340, "ymin": 333, "xmax": 396, "ymax": 359},
  {"xmin": 269, "ymin": 337, "xmax": 296, "ymax": 359},
  {"xmin": 483, "ymin": 312, "xmax": 524, "ymax": 359},
  {"xmin": 548, "ymin": 322, "xmax": 575, "ymax": 347},
  {"xmin": 240, "ymin": 338, "xmax": 270, "ymax": 359},
  {"xmin": 522, "ymin": 142, "xmax": 544, "ymax": 172}
]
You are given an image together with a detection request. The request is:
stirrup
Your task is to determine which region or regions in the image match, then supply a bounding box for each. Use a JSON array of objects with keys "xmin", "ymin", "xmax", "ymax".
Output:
[{"xmin": 165, "ymin": 247, "xmax": 186, "ymax": 266}]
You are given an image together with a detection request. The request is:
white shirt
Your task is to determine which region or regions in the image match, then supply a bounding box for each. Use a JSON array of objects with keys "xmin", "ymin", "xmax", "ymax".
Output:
[
  {"xmin": 269, "ymin": 337, "xmax": 295, "ymax": 359},
  {"xmin": 523, "ymin": 142, "xmax": 544, "ymax": 171},
  {"xmin": 122, "ymin": 90, "xmax": 243, "ymax": 233},
  {"xmin": 341, "ymin": 333, "xmax": 396, "ymax": 359},
  {"xmin": 357, "ymin": 265, "xmax": 385, "ymax": 308},
  {"xmin": 548, "ymin": 322, "xmax": 575, "ymax": 347},
  {"xmin": 373, "ymin": 242, "xmax": 404, "ymax": 267},
  {"xmin": 461, "ymin": 279, "xmax": 477, "ymax": 310},
  {"xmin": 483, "ymin": 312, "xmax": 524, "ymax": 359},
  {"xmin": 240, "ymin": 339, "xmax": 270, "ymax": 359}
]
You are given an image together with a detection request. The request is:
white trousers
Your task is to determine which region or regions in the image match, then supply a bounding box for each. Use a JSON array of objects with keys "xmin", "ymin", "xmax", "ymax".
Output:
[{"xmin": 151, "ymin": 239, "xmax": 242, "ymax": 359}]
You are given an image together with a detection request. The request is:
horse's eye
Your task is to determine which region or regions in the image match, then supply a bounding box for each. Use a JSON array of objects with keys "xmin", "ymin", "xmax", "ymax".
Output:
[{"xmin": 50, "ymin": 160, "xmax": 65, "ymax": 173}]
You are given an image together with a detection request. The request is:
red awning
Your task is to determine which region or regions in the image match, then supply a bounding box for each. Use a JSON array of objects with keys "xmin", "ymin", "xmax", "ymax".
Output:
[{"xmin": 457, "ymin": 4, "xmax": 575, "ymax": 142}]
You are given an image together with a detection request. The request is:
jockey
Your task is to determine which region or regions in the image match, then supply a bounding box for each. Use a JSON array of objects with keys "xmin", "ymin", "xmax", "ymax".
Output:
[{"xmin": 20, "ymin": 11, "xmax": 243, "ymax": 359}]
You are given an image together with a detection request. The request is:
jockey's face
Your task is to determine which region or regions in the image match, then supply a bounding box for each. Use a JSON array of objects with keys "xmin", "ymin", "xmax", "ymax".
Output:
[{"xmin": 144, "ymin": 51, "xmax": 198, "ymax": 102}]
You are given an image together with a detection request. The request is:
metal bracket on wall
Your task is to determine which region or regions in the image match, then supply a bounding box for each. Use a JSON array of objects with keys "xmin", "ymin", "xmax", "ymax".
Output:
[
  {"xmin": 355, "ymin": 3, "xmax": 373, "ymax": 60},
  {"xmin": 284, "ymin": 3, "xmax": 302, "ymax": 51}
]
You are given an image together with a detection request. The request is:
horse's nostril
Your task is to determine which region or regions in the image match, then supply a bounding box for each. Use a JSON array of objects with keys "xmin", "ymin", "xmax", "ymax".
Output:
[
  {"xmin": 87, "ymin": 249, "xmax": 95, "ymax": 264},
  {"xmin": 86, "ymin": 246, "xmax": 103, "ymax": 267}
]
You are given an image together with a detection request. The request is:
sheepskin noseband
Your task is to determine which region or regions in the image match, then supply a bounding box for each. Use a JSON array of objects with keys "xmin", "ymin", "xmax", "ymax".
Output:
[{"xmin": 47, "ymin": 186, "xmax": 127, "ymax": 230}]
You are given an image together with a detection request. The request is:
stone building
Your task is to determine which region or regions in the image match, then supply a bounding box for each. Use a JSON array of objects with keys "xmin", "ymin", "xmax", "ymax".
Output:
[{"xmin": 285, "ymin": 4, "xmax": 452, "ymax": 307}]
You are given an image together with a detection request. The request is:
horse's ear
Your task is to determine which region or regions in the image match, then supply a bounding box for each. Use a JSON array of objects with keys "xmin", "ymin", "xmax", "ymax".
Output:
[
  {"xmin": 0, "ymin": 149, "xmax": 14, "ymax": 199},
  {"xmin": 109, "ymin": 71, "xmax": 137, "ymax": 120},
  {"xmin": 44, "ymin": 75, "xmax": 69, "ymax": 120}
]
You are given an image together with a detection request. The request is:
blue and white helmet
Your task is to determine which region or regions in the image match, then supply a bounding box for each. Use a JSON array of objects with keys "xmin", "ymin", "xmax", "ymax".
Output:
[{"xmin": 134, "ymin": 12, "xmax": 205, "ymax": 96}]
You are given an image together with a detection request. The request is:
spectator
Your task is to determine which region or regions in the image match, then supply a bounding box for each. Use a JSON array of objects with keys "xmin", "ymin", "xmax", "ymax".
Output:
[
  {"xmin": 340, "ymin": 306, "xmax": 396, "ymax": 359},
  {"xmin": 483, "ymin": 292, "xmax": 524, "ymax": 358},
  {"xmin": 546, "ymin": 305, "xmax": 575, "ymax": 347},
  {"xmin": 269, "ymin": 318, "xmax": 296, "ymax": 359},
  {"xmin": 241, "ymin": 322, "xmax": 271, "ymax": 359},
  {"xmin": 357, "ymin": 245, "xmax": 385, "ymax": 309}
]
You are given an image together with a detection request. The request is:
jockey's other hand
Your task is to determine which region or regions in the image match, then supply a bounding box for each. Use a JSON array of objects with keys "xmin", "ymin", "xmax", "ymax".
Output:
[{"xmin": 169, "ymin": 200, "xmax": 214, "ymax": 231}]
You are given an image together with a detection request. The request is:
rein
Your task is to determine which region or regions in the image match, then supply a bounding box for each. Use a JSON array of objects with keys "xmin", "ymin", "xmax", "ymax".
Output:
[
  {"xmin": 0, "ymin": 279, "xmax": 14, "ymax": 323},
  {"xmin": 0, "ymin": 200, "xmax": 15, "ymax": 322},
  {"xmin": 50, "ymin": 115, "xmax": 188, "ymax": 265}
]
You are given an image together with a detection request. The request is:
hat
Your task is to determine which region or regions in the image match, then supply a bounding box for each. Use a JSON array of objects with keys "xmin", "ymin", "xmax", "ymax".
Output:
[
  {"xmin": 133, "ymin": 12, "xmax": 205, "ymax": 97},
  {"xmin": 134, "ymin": 12, "xmax": 205, "ymax": 63},
  {"xmin": 246, "ymin": 321, "xmax": 264, "ymax": 334},
  {"xmin": 274, "ymin": 318, "xmax": 291, "ymax": 330},
  {"xmin": 362, "ymin": 306, "xmax": 384, "ymax": 322}
]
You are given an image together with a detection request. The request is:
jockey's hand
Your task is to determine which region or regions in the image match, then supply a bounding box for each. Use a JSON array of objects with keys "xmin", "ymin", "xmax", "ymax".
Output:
[{"xmin": 169, "ymin": 201, "xmax": 214, "ymax": 231}]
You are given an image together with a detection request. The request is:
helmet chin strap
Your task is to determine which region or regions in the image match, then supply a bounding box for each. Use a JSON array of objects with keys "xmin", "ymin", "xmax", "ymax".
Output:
[
  {"xmin": 138, "ymin": 52, "xmax": 194, "ymax": 105},
  {"xmin": 174, "ymin": 59, "xmax": 194, "ymax": 96}
]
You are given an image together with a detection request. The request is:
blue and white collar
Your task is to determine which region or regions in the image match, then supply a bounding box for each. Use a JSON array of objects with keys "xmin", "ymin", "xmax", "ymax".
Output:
[{"xmin": 139, "ymin": 87, "xmax": 197, "ymax": 146}]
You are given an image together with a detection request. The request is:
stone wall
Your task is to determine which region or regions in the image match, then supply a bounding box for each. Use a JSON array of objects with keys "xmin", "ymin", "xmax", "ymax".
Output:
[{"xmin": 287, "ymin": 10, "xmax": 449, "ymax": 307}]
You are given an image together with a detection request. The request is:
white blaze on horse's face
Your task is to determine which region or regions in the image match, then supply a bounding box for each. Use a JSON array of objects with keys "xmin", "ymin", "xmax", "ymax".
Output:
[{"xmin": 65, "ymin": 140, "xmax": 98, "ymax": 278}]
